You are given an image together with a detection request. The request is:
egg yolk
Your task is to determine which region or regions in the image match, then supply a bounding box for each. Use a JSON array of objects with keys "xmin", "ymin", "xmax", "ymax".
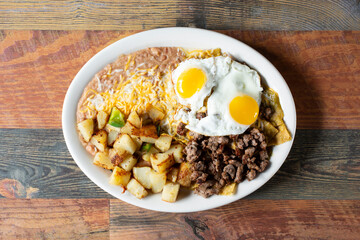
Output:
[
  {"xmin": 176, "ymin": 68, "xmax": 206, "ymax": 98},
  {"xmin": 229, "ymin": 95, "xmax": 259, "ymax": 125}
]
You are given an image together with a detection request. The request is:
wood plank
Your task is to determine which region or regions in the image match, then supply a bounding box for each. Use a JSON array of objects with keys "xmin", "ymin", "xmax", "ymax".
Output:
[
  {"xmin": 0, "ymin": 199, "xmax": 109, "ymax": 239},
  {"xmin": 110, "ymin": 199, "xmax": 360, "ymax": 240},
  {"xmin": 0, "ymin": 0, "xmax": 359, "ymax": 30},
  {"xmin": 0, "ymin": 30, "xmax": 359, "ymax": 129},
  {"xmin": 0, "ymin": 129, "xmax": 359, "ymax": 199}
]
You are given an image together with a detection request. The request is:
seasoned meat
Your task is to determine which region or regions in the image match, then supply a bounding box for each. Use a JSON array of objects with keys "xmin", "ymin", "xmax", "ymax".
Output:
[
  {"xmin": 247, "ymin": 169, "xmax": 257, "ymax": 180},
  {"xmin": 189, "ymin": 131, "xmax": 204, "ymax": 141},
  {"xmin": 177, "ymin": 122, "xmax": 187, "ymax": 136},
  {"xmin": 183, "ymin": 127, "xmax": 271, "ymax": 198},
  {"xmin": 196, "ymin": 112, "xmax": 207, "ymax": 120}
]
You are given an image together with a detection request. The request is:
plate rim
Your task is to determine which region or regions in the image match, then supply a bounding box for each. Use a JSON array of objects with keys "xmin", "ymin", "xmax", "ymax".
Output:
[{"xmin": 62, "ymin": 27, "xmax": 297, "ymax": 213}]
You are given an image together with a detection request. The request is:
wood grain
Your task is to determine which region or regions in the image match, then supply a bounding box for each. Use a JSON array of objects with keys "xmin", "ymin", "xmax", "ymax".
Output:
[
  {"xmin": 110, "ymin": 199, "xmax": 360, "ymax": 240},
  {"xmin": 0, "ymin": 0, "xmax": 359, "ymax": 30},
  {"xmin": 0, "ymin": 30, "xmax": 359, "ymax": 129},
  {"xmin": 0, "ymin": 199, "xmax": 109, "ymax": 239},
  {"xmin": 0, "ymin": 129, "xmax": 359, "ymax": 199}
]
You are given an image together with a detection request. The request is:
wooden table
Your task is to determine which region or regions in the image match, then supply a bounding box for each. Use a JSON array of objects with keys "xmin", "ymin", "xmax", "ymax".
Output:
[{"xmin": 0, "ymin": 1, "xmax": 359, "ymax": 239}]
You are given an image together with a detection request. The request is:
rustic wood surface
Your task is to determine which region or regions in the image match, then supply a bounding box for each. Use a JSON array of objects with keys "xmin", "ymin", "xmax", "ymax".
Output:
[
  {"xmin": 0, "ymin": 1, "xmax": 360, "ymax": 235},
  {"xmin": 1, "ymin": 30, "xmax": 359, "ymax": 129},
  {"xmin": 0, "ymin": 129, "xmax": 359, "ymax": 200},
  {"xmin": 110, "ymin": 199, "xmax": 360, "ymax": 240},
  {"xmin": 0, "ymin": 199, "xmax": 109, "ymax": 239},
  {"xmin": 0, "ymin": 0, "xmax": 359, "ymax": 30}
]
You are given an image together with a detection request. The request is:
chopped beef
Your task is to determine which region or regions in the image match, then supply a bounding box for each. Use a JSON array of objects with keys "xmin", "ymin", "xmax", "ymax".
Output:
[
  {"xmin": 247, "ymin": 169, "xmax": 257, "ymax": 180},
  {"xmin": 177, "ymin": 122, "xmax": 187, "ymax": 136},
  {"xmin": 189, "ymin": 131, "xmax": 204, "ymax": 141},
  {"xmin": 182, "ymin": 127, "xmax": 271, "ymax": 198},
  {"xmin": 184, "ymin": 141, "xmax": 202, "ymax": 163},
  {"xmin": 196, "ymin": 112, "xmax": 207, "ymax": 120}
]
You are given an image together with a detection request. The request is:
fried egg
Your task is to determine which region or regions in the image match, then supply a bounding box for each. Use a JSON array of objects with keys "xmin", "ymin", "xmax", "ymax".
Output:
[
  {"xmin": 172, "ymin": 57, "xmax": 232, "ymax": 114},
  {"xmin": 184, "ymin": 60, "xmax": 263, "ymax": 136}
]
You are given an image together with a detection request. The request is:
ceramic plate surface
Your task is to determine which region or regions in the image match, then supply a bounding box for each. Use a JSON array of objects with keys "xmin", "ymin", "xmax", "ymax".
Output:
[{"xmin": 62, "ymin": 28, "xmax": 296, "ymax": 213}]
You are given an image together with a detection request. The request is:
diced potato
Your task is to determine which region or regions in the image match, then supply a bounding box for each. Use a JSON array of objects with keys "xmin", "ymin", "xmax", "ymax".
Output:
[
  {"xmin": 165, "ymin": 144, "xmax": 184, "ymax": 163},
  {"xmin": 109, "ymin": 166, "xmax": 131, "ymax": 187},
  {"xmin": 167, "ymin": 167, "xmax": 179, "ymax": 182},
  {"xmin": 155, "ymin": 134, "xmax": 172, "ymax": 152},
  {"xmin": 120, "ymin": 155, "xmax": 138, "ymax": 172},
  {"xmin": 150, "ymin": 153, "xmax": 175, "ymax": 173},
  {"xmin": 127, "ymin": 111, "xmax": 141, "ymax": 128},
  {"xmin": 131, "ymin": 136, "xmax": 143, "ymax": 151},
  {"xmin": 177, "ymin": 162, "xmax": 192, "ymax": 187},
  {"xmin": 107, "ymin": 130, "xmax": 119, "ymax": 146},
  {"xmin": 77, "ymin": 119, "xmax": 94, "ymax": 142},
  {"xmin": 162, "ymin": 182, "xmax": 180, "ymax": 203},
  {"xmin": 97, "ymin": 111, "xmax": 109, "ymax": 129},
  {"xmin": 133, "ymin": 167, "xmax": 152, "ymax": 189},
  {"xmin": 105, "ymin": 123, "xmax": 121, "ymax": 133},
  {"xmin": 93, "ymin": 151, "xmax": 114, "ymax": 170},
  {"xmin": 131, "ymin": 125, "xmax": 159, "ymax": 143},
  {"xmin": 109, "ymin": 147, "xmax": 130, "ymax": 166},
  {"xmin": 150, "ymin": 171, "xmax": 166, "ymax": 193},
  {"xmin": 90, "ymin": 130, "xmax": 107, "ymax": 152},
  {"xmin": 120, "ymin": 122, "xmax": 135, "ymax": 135},
  {"xmin": 113, "ymin": 134, "xmax": 137, "ymax": 155},
  {"xmin": 148, "ymin": 106, "xmax": 165, "ymax": 122},
  {"xmin": 142, "ymin": 146, "xmax": 159, "ymax": 162},
  {"xmin": 127, "ymin": 178, "xmax": 148, "ymax": 199}
]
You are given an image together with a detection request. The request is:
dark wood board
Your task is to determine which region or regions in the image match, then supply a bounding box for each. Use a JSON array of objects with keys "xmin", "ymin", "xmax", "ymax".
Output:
[
  {"xmin": 0, "ymin": 129, "xmax": 359, "ymax": 200},
  {"xmin": 110, "ymin": 199, "xmax": 360, "ymax": 240},
  {"xmin": 0, "ymin": 199, "xmax": 109, "ymax": 239},
  {"xmin": 1, "ymin": 30, "xmax": 359, "ymax": 129},
  {"xmin": 0, "ymin": 0, "xmax": 359, "ymax": 30}
]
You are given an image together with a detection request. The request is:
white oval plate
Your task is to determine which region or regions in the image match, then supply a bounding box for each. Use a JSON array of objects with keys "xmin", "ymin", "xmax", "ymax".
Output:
[{"xmin": 62, "ymin": 28, "xmax": 296, "ymax": 213}]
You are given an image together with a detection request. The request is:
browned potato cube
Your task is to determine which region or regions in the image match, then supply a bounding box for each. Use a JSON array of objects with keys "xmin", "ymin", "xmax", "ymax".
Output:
[
  {"xmin": 90, "ymin": 130, "xmax": 107, "ymax": 152},
  {"xmin": 120, "ymin": 155, "xmax": 137, "ymax": 172},
  {"xmin": 127, "ymin": 111, "xmax": 141, "ymax": 128},
  {"xmin": 148, "ymin": 106, "xmax": 165, "ymax": 122},
  {"xmin": 131, "ymin": 125, "xmax": 159, "ymax": 143},
  {"xmin": 131, "ymin": 136, "xmax": 143, "ymax": 151},
  {"xmin": 97, "ymin": 111, "xmax": 109, "ymax": 129},
  {"xmin": 77, "ymin": 119, "xmax": 94, "ymax": 142},
  {"xmin": 155, "ymin": 134, "xmax": 172, "ymax": 152},
  {"xmin": 165, "ymin": 144, "xmax": 184, "ymax": 163},
  {"xmin": 113, "ymin": 134, "xmax": 137, "ymax": 155},
  {"xmin": 162, "ymin": 182, "xmax": 180, "ymax": 203},
  {"xmin": 109, "ymin": 148, "xmax": 129, "ymax": 166},
  {"xmin": 109, "ymin": 166, "xmax": 131, "ymax": 187},
  {"xmin": 93, "ymin": 151, "xmax": 114, "ymax": 170},
  {"xmin": 177, "ymin": 162, "xmax": 192, "ymax": 187},
  {"xmin": 120, "ymin": 122, "xmax": 135, "ymax": 135},
  {"xmin": 107, "ymin": 130, "xmax": 119, "ymax": 146},
  {"xmin": 150, "ymin": 153, "xmax": 175, "ymax": 173},
  {"xmin": 167, "ymin": 167, "xmax": 179, "ymax": 182},
  {"xmin": 150, "ymin": 171, "xmax": 166, "ymax": 193},
  {"xmin": 127, "ymin": 178, "xmax": 148, "ymax": 199},
  {"xmin": 133, "ymin": 167, "xmax": 152, "ymax": 189}
]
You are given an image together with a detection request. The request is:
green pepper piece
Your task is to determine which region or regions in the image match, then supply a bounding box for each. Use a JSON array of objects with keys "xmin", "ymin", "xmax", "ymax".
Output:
[
  {"xmin": 157, "ymin": 125, "xmax": 161, "ymax": 136},
  {"xmin": 108, "ymin": 107, "xmax": 125, "ymax": 128},
  {"xmin": 141, "ymin": 143, "xmax": 152, "ymax": 152}
]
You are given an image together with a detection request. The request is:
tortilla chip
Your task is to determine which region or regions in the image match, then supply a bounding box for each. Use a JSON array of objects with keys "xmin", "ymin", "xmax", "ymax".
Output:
[
  {"xmin": 219, "ymin": 182, "xmax": 237, "ymax": 196},
  {"xmin": 260, "ymin": 119, "xmax": 279, "ymax": 143},
  {"xmin": 269, "ymin": 124, "xmax": 292, "ymax": 146}
]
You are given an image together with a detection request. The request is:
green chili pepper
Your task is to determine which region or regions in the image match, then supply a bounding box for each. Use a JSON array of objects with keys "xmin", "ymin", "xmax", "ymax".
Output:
[
  {"xmin": 157, "ymin": 125, "xmax": 161, "ymax": 136},
  {"xmin": 141, "ymin": 143, "xmax": 152, "ymax": 152},
  {"xmin": 108, "ymin": 107, "xmax": 125, "ymax": 128}
]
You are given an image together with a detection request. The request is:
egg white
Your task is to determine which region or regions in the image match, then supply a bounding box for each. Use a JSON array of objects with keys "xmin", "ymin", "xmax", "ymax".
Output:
[{"xmin": 186, "ymin": 61, "xmax": 263, "ymax": 136}]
